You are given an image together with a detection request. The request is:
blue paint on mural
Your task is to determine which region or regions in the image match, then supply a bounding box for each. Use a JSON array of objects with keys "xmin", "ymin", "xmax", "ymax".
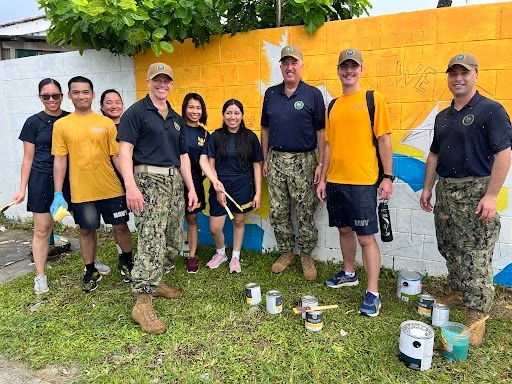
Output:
[
  {"xmin": 187, "ymin": 212, "xmax": 264, "ymax": 251},
  {"xmin": 394, "ymin": 154, "xmax": 425, "ymax": 192},
  {"xmin": 494, "ymin": 263, "xmax": 512, "ymax": 287}
]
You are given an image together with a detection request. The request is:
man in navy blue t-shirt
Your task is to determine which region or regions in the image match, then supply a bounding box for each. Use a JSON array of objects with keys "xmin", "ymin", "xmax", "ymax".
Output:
[
  {"xmin": 420, "ymin": 54, "xmax": 511, "ymax": 346},
  {"xmin": 261, "ymin": 45, "xmax": 325, "ymax": 281}
]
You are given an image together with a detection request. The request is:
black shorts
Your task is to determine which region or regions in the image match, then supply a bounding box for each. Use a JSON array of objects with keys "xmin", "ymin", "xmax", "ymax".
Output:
[
  {"xmin": 326, "ymin": 183, "xmax": 378, "ymax": 236},
  {"xmin": 72, "ymin": 195, "xmax": 129, "ymax": 230},
  {"xmin": 209, "ymin": 172, "xmax": 254, "ymax": 217},
  {"xmin": 185, "ymin": 178, "xmax": 206, "ymax": 215},
  {"xmin": 27, "ymin": 170, "xmax": 72, "ymax": 213}
]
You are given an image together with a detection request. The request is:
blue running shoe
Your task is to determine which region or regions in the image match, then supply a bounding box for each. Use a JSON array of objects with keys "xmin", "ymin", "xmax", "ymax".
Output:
[
  {"xmin": 359, "ymin": 291, "xmax": 381, "ymax": 317},
  {"xmin": 324, "ymin": 270, "xmax": 359, "ymax": 288}
]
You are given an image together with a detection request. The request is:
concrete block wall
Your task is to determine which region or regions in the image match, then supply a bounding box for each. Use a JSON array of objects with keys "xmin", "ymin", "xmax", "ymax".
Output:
[
  {"xmin": 132, "ymin": 3, "xmax": 512, "ymax": 284},
  {"xmin": 0, "ymin": 49, "xmax": 135, "ymax": 227}
]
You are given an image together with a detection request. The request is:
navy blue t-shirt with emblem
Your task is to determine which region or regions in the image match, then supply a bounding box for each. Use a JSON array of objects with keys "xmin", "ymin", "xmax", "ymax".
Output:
[
  {"xmin": 18, "ymin": 111, "xmax": 70, "ymax": 174},
  {"xmin": 117, "ymin": 94, "xmax": 188, "ymax": 167},
  {"xmin": 207, "ymin": 129, "xmax": 264, "ymax": 178},
  {"xmin": 430, "ymin": 91, "xmax": 512, "ymax": 178},
  {"xmin": 261, "ymin": 80, "xmax": 325, "ymax": 152},
  {"xmin": 184, "ymin": 124, "xmax": 209, "ymax": 181}
]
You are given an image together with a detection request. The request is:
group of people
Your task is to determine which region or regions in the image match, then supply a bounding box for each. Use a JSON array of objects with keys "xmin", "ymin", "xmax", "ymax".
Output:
[{"xmin": 13, "ymin": 47, "xmax": 510, "ymax": 345}]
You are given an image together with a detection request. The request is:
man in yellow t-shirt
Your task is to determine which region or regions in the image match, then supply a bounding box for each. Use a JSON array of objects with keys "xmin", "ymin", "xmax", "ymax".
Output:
[
  {"xmin": 317, "ymin": 49, "xmax": 394, "ymax": 317},
  {"xmin": 51, "ymin": 76, "xmax": 133, "ymax": 293}
]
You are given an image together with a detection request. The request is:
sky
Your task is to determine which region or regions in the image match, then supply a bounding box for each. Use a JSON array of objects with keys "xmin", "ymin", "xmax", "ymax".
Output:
[{"xmin": 0, "ymin": 0, "xmax": 511, "ymax": 24}]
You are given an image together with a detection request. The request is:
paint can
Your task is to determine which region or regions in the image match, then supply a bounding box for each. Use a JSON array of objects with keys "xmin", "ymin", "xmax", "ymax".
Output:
[
  {"xmin": 431, "ymin": 303, "xmax": 450, "ymax": 327},
  {"xmin": 398, "ymin": 320, "xmax": 435, "ymax": 371},
  {"xmin": 300, "ymin": 295, "xmax": 318, "ymax": 319},
  {"xmin": 417, "ymin": 294, "xmax": 436, "ymax": 317},
  {"xmin": 396, "ymin": 270, "xmax": 423, "ymax": 302},
  {"xmin": 305, "ymin": 311, "xmax": 323, "ymax": 332},
  {"xmin": 245, "ymin": 283, "xmax": 261, "ymax": 306},
  {"xmin": 266, "ymin": 290, "xmax": 283, "ymax": 314},
  {"xmin": 440, "ymin": 321, "xmax": 470, "ymax": 361}
]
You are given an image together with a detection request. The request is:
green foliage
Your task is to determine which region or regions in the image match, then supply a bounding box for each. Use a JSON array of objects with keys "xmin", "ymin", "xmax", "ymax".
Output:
[{"xmin": 37, "ymin": 0, "xmax": 372, "ymax": 56}]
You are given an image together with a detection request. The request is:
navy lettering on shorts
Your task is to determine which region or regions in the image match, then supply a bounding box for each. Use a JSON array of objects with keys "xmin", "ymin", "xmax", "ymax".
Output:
[
  {"xmin": 73, "ymin": 196, "xmax": 129, "ymax": 230},
  {"xmin": 326, "ymin": 183, "xmax": 378, "ymax": 236}
]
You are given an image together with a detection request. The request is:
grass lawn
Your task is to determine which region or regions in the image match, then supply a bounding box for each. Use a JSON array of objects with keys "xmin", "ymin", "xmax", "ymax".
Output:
[{"xmin": 0, "ymin": 231, "xmax": 511, "ymax": 383}]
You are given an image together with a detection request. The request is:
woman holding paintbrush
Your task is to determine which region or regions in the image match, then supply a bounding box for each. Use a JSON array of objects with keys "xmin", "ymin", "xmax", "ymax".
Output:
[
  {"xmin": 11, "ymin": 78, "xmax": 71, "ymax": 294},
  {"xmin": 205, "ymin": 99, "xmax": 263, "ymax": 273}
]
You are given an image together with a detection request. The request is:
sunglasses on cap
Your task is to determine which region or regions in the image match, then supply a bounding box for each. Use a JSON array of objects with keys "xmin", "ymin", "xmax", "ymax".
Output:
[{"xmin": 39, "ymin": 93, "xmax": 63, "ymax": 101}]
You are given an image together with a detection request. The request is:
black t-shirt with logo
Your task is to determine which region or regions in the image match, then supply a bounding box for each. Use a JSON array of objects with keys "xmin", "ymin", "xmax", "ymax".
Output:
[
  {"xmin": 184, "ymin": 124, "xmax": 209, "ymax": 181},
  {"xmin": 117, "ymin": 94, "xmax": 188, "ymax": 167},
  {"xmin": 19, "ymin": 111, "xmax": 70, "ymax": 174},
  {"xmin": 431, "ymin": 91, "xmax": 512, "ymax": 178}
]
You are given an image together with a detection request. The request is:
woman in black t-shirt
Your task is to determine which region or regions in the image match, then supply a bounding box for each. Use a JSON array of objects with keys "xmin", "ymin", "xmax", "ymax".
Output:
[
  {"xmin": 12, "ymin": 78, "xmax": 69, "ymax": 294},
  {"xmin": 205, "ymin": 99, "xmax": 263, "ymax": 273}
]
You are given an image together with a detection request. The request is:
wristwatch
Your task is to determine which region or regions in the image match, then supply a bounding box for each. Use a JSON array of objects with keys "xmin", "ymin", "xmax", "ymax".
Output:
[{"xmin": 382, "ymin": 174, "xmax": 396, "ymax": 182}]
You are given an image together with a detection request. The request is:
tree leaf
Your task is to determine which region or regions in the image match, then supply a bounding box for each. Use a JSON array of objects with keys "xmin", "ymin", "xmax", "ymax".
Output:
[
  {"xmin": 152, "ymin": 27, "xmax": 167, "ymax": 40},
  {"xmin": 151, "ymin": 42, "xmax": 162, "ymax": 57},
  {"xmin": 160, "ymin": 41, "xmax": 174, "ymax": 53}
]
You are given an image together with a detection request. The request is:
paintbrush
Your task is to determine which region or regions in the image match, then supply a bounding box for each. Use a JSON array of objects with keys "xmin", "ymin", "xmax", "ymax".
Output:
[
  {"xmin": 458, "ymin": 315, "xmax": 490, "ymax": 338},
  {"xmin": 0, "ymin": 201, "xmax": 15, "ymax": 213},
  {"xmin": 221, "ymin": 189, "xmax": 244, "ymax": 212},
  {"xmin": 292, "ymin": 304, "xmax": 338, "ymax": 314},
  {"xmin": 224, "ymin": 204, "xmax": 234, "ymax": 220}
]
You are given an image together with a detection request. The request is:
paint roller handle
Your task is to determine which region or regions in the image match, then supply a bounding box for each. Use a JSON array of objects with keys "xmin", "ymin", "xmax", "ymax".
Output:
[{"xmin": 458, "ymin": 315, "xmax": 490, "ymax": 337}]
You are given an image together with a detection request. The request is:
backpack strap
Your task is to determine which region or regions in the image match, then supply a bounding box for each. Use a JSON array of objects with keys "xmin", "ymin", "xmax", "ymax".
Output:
[
  {"xmin": 366, "ymin": 90, "xmax": 375, "ymax": 130},
  {"xmin": 327, "ymin": 98, "xmax": 338, "ymax": 118}
]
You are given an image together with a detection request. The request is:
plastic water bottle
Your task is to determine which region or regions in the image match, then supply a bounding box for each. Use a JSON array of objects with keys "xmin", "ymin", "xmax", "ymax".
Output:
[
  {"xmin": 378, "ymin": 201, "xmax": 393, "ymax": 242},
  {"xmin": 182, "ymin": 240, "xmax": 190, "ymax": 258}
]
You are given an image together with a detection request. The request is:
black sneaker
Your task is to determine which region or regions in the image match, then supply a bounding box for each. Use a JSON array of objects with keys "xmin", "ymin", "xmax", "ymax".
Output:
[
  {"xmin": 118, "ymin": 259, "xmax": 133, "ymax": 283},
  {"xmin": 83, "ymin": 270, "xmax": 102, "ymax": 293}
]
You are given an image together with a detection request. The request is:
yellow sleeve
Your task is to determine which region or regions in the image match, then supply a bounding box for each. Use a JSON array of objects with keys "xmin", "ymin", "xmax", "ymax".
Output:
[
  {"xmin": 373, "ymin": 91, "xmax": 393, "ymax": 139},
  {"xmin": 108, "ymin": 120, "xmax": 120, "ymax": 156},
  {"xmin": 51, "ymin": 119, "xmax": 68, "ymax": 156}
]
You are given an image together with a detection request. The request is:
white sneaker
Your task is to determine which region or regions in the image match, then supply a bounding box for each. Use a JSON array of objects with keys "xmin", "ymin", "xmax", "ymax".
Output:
[
  {"xmin": 34, "ymin": 275, "xmax": 49, "ymax": 294},
  {"xmin": 83, "ymin": 260, "xmax": 111, "ymax": 275}
]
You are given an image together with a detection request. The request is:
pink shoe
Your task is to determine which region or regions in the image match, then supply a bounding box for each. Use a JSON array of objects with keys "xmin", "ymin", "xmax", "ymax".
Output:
[
  {"xmin": 229, "ymin": 257, "xmax": 241, "ymax": 273},
  {"xmin": 206, "ymin": 253, "xmax": 227, "ymax": 269}
]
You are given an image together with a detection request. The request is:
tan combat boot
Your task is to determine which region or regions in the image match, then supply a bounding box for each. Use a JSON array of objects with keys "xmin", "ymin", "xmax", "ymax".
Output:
[
  {"xmin": 436, "ymin": 290, "xmax": 464, "ymax": 309},
  {"xmin": 467, "ymin": 309, "xmax": 487, "ymax": 346},
  {"xmin": 300, "ymin": 252, "xmax": 317, "ymax": 281},
  {"xmin": 271, "ymin": 250, "xmax": 295, "ymax": 273},
  {"xmin": 132, "ymin": 293, "xmax": 166, "ymax": 334},
  {"xmin": 154, "ymin": 282, "xmax": 183, "ymax": 299}
]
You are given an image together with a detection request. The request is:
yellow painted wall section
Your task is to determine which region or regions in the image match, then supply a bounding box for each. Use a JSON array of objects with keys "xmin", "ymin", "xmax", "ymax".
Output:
[{"xmin": 132, "ymin": 2, "xmax": 512, "ymax": 237}]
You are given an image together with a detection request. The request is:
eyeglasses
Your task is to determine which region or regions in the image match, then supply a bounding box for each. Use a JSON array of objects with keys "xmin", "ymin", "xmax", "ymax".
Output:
[{"xmin": 39, "ymin": 93, "xmax": 62, "ymax": 101}]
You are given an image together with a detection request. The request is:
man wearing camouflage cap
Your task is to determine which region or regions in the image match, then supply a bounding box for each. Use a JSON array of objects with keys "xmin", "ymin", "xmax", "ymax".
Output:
[
  {"xmin": 261, "ymin": 45, "xmax": 325, "ymax": 281},
  {"xmin": 420, "ymin": 54, "xmax": 511, "ymax": 345},
  {"xmin": 118, "ymin": 62, "xmax": 198, "ymax": 334}
]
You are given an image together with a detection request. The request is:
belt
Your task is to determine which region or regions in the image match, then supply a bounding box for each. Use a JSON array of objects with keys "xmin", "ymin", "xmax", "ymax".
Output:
[
  {"xmin": 134, "ymin": 164, "xmax": 180, "ymax": 176},
  {"xmin": 270, "ymin": 149, "xmax": 314, "ymax": 159},
  {"xmin": 440, "ymin": 176, "xmax": 489, "ymax": 184}
]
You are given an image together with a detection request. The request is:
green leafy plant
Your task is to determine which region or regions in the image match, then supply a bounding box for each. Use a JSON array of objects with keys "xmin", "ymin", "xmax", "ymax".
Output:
[{"xmin": 37, "ymin": 0, "xmax": 372, "ymax": 56}]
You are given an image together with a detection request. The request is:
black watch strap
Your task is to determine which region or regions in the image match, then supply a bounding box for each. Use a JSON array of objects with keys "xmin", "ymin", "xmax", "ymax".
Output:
[{"xmin": 382, "ymin": 174, "xmax": 396, "ymax": 182}]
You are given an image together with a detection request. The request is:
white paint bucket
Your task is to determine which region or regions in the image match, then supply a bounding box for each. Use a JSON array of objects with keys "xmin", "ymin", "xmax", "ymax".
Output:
[
  {"xmin": 399, "ymin": 320, "xmax": 434, "ymax": 371},
  {"xmin": 397, "ymin": 270, "xmax": 423, "ymax": 302}
]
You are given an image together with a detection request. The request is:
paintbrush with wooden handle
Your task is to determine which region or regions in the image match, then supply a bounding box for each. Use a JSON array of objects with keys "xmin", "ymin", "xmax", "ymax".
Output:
[
  {"xmin": 221, "ymin": 189, "xmax": 244, "ymax": 212},
  {"xmin": 292, "ymin": 304, "xmax": 338, "ymax": 314},
  {"xmin": 0, "ymin": 201, "xmax": 15, "ymax": 213},
  {"xmin": 458, "ymin": 315, "xmax": 490, "ymax": 338}
]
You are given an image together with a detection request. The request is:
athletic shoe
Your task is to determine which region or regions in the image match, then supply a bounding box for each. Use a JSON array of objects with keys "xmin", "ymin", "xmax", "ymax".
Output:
[
  {"xmin": 118, "ymin": 259, "xmax": 133, "ymax": 283},
  {"xmin": 83, "ymin": 260, "xmax": 111, "ymax": 276},
  {"xmin": 34, "ymin": 275, "xmax": 49, "ymax": 294},
  {"xmin": 324, "ymin": 270, "xmax": 359, "ymax": 288},
  {"xmin": 229, "ymin": 257, "xmax": 241, "ymax": 273},
  {"xmin": 359, "ymin": 291, "xmax": 381, "ymax": 317},
  {"xmin": 206, "ymin": 253, "xmax": 228, "ymax": 269},
  {"xmin": 186, "ymin": 257, "xmax": 199, "ymax": 273},
  {"xmin": 83, "ymin": 270, "xmax": 102, "ymax": 293},
  {"xmin": 164, "ymin": 260, "xmax": 175, "ymax": 275}
]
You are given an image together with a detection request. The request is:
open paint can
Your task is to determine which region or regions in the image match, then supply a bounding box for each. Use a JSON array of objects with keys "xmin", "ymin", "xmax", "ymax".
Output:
[
  {"xmin": 397, "ymin": 270, "xmax": 423, "ymax": 302},
  {"xmin": 399, "ymin": 320, "xmax": 434, "ymax": 371}
]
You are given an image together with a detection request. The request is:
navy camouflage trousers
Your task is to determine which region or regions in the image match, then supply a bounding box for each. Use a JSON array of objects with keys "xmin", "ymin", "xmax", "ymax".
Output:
[
  {"xmin": 434, "ymin": 177, "xmax": 499, "ymax": 312},
  {"xmin": 131, "ymin": 172, "xmax": 184, "ymax": 293},
  {"xmin": 267, "ymin": 149, "xmax": 318, "ymax": 254}
]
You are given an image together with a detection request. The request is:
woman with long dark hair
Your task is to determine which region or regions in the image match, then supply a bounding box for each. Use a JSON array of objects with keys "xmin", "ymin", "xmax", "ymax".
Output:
[
  {"xmin": 12, "ymin": 78, "xmax": 71, "ymax": 294},
  {"xmin": 204, "ymin": 99, "xmax": 263, "ymax": 273},
  {"xmin": 181, "ymin": 93, "xmax": 210, "ymax": 273}
]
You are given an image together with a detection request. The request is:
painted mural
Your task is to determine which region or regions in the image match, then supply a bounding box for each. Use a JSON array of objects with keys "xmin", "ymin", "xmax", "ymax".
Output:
[{"xmin": 134, "ymin": 3, "xmax": 512, "ymax": 286}]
